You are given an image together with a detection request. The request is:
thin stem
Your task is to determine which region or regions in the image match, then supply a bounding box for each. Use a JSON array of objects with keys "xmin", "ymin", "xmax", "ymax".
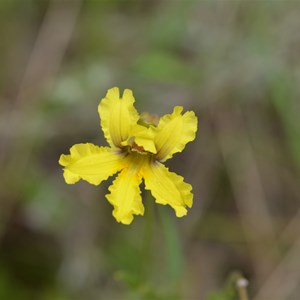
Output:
[
  {"xmin": 159, "ymin": 207, "xmax": 183, "ymax": 287},
  {"xmin": 236, "ymin": 277, "xmax": 249, "ymax": 300},
  {"xmin": 140, "ymin": 191, "xmax": 154, "ymax": 277}
]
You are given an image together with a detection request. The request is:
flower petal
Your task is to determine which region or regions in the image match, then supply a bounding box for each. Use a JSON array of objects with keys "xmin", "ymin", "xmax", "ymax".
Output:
[
  {"xmin": 154, "ymin": 106, "xmax": 197, "ymax": 161},
  {"xmin": 106, "ymin": 163, "xmax": 144, "ymax": 225},
  {"xmin": 59, "ymin": 143, "xmax": 126, "ymax": 185},
  {"xmin": 98, "ymin": 87, "xmax": 139, "ymax": 148},
  {"xmin": 129, "ymin": 124, "xmax": 157, "ymax": 154},
  {"xmin": 142, "ymin": 161, "xmax": 193, "ymax": 217}
]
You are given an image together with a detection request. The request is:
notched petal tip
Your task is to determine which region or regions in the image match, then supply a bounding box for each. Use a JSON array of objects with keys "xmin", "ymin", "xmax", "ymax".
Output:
[
  {"xmin": 106, "ymin": 87, "xmax": 120, "ymax": 100},
  {"xmin": 122, "ymin": 88, "xmax": 134, "ymax": 100},
  {"xmin": 112, "ymin": 211, "xmax": 134, "ymax": 225},
  {"xmin": 58, "ymin": 154, "xmax": 70, "ymax": 167},
  {"xmin": 174, "ymin": 206, "xmax": 188, "ymax": 217},
  {"xmin": 173, "ymin": 106, "xmax": 183, "ymax": 114},
  {"xmin": 59, "ymin": 153, "xmax": 81, "ymax": 184},
  {"xmin": 63, "ymin": 169, "xmax": 80, "ymax": 184}
]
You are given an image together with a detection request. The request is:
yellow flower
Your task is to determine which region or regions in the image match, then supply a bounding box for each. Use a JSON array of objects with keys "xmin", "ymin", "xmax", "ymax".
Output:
[{"xmin": 59, "ymin": 87, "xmax": 198, "ymax": 224}]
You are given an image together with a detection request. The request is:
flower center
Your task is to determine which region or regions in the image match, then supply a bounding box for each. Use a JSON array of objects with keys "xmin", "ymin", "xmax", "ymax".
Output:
[
  {"xmin": 131, "ymin": 142, "xmax": 145, "ymax": 153},
  {"xmin": 125, "ymin": 137, "xmax": 149, "ymax": 155}
]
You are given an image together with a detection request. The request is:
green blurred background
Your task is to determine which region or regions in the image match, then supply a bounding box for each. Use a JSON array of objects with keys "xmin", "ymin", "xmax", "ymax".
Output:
[{"xmin": 1, "ymin": 0, "xmax": 300, "ymax": 299}]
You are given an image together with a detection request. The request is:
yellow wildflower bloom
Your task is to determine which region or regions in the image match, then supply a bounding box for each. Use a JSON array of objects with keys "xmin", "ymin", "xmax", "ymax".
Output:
[{"xmin": 59, "ymin": 87, "xmax": 198, "ymax": 224}]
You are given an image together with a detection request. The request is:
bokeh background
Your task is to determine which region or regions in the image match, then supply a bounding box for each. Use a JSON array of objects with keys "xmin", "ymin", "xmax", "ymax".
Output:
[{"xmin": 1, "ymin": 0, "xmax": 300, "ymax": 299}]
